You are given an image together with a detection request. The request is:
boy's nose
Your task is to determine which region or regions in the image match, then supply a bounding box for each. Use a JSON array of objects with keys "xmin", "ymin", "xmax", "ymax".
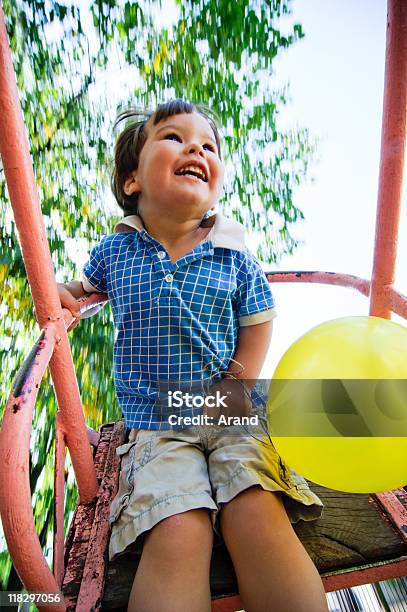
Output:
[{"xmin": 186, "ymin": 143, "xmax": 204, "ymax": 156}]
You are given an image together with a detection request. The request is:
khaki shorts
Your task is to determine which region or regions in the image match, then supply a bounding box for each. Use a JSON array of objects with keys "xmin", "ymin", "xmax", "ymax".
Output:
[{"xmin": 109, "ymin": 420, "xmax": 323, "ymax": 561}]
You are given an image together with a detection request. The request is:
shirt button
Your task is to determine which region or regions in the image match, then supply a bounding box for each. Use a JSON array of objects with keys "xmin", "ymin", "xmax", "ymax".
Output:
[
  {"xmin": 158, "ymin": 251, "xmax": 166, "ymax": 259},
  {"xmin": 165, "ymin": 273, "xmax": 173, "ymax": 282}
]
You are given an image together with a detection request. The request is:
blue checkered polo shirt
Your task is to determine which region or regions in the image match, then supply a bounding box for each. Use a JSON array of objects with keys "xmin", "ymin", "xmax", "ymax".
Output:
[{"xmin": 82, "ymin": 213, "xmax": 276, "ymax": 429}]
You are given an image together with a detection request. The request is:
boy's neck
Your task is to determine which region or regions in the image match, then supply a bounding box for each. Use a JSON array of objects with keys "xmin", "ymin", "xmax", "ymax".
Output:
[{"xmin": 138, "ymin": 210, "xmax": 214, "ymax": 250}]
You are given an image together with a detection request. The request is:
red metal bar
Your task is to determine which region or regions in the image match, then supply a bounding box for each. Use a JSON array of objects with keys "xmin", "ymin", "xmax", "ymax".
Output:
[
  {"xmin": 266, "ymin": 271, "xmax": 407, "ymax": 319},
  {"xmin": 62, "ymin": 293, "xmax": 108, "ymax": 333},
  {"xmin": 383, "ymin": 285, "xmax": 407, "ymax": 319},
  {"xmin": 0, "ymin": 5, "xmax": 97, "ymax": 503},
  {"xmin": 73, "ymin": 272, "xmax": 405, "ymax": 323},
  {"xmin": 211, "ymin": 595, "xmax": 243, "ymax": 611},
  {"xmin": 0, "ymin": 326, "xmax": 65, "ymax": 611},
  {"xmin": 374, "ymin": 490, "xmax": 407, "ymax": 545},
  {"xmin": 53, "ymin": 413, "xmax": 66, "ymax": 588},
  {"xmin": 370, "ymin": 0, "xmax": 407, "ymax": 318},
  {"xmin": 266, "ymin": 271, "xmax": 370, "ymax": 296},
  {"xmin": 322, "ymin": 557, "xmax": 407, "ymax": 592}
]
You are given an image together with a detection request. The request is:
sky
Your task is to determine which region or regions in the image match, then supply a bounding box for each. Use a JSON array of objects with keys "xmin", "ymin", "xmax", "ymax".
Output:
[{"xmin": 260, "ymin": 0, "xmax": 407, "ymax": 376}]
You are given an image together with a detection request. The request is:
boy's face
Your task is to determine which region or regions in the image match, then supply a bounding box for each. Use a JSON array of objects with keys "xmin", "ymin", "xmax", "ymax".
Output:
[{"xmin": 124, "ymin": 112, "xmax": 224, "ymax": 219}]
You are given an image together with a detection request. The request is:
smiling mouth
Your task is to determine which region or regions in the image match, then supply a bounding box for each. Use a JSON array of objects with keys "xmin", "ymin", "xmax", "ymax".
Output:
[{"xmin": 174, "ymin": 165, "xmax": 208, "ymax": 182}]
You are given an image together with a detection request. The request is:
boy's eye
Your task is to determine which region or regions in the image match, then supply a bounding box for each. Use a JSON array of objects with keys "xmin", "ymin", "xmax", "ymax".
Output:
[
  {"xmin": 165, "ymin": 133, "xmax": 182, "ymax": 142},
  {"xmin": 164, "ymin": 133, "xmax": 216, "ymax": 153}
]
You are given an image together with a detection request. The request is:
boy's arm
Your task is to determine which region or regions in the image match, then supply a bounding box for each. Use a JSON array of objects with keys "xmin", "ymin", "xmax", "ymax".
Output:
[
  {"xmin": 208, "ymin": 320, "xmax": 273, "ymax": 418},
  {"xmin": 226, "ymin": 319, "xmax": 273, "ymax": 388},
  {"xmin": 57, "ymin": 281, "xmax": 88, "ymax": 318}
]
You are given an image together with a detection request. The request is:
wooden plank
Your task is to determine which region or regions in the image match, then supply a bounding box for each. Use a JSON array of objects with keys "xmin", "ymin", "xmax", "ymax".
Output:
[
  {"xmin": 62, "ymin": 422, "xmax": 126, "ymax": 611},
  {"xmin": 76, "ymin": 421, "xmax": 126, "ymax": 611},
  {"xmin": 63, "ymin": 502, "xmax": 97, "ymax": 609},
  {"xmin": 294, "ymin": 485, "xmax": 406, "ymax": 571}
]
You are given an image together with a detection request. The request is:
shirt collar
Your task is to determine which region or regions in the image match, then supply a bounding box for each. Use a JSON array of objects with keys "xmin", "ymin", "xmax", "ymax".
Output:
[{"xmin": 114, "ymin": 213, "xmax": 247, "ymax": 252}]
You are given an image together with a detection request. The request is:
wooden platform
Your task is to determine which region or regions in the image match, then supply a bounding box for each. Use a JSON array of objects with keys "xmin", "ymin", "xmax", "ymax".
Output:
[{"xmin": 62, "ymin": 421, "xmax": 407, "ymax": 611}]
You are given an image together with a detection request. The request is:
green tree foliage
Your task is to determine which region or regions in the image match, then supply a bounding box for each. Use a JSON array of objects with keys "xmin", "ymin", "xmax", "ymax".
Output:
[{"xmin": 0, "ymin": 0, "xmax": 312, "ymax": 589}]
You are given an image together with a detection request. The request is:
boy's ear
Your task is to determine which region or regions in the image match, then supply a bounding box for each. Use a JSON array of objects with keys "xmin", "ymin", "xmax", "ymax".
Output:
[{"xmin": 123, "ymin": 171, "xmax": 140, "ymax": 196}]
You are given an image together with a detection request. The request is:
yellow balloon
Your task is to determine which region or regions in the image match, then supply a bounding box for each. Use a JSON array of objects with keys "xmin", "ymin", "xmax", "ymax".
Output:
[{"xmin": 267, "ymin": 316, "xmax": 407, "ymax": 493}]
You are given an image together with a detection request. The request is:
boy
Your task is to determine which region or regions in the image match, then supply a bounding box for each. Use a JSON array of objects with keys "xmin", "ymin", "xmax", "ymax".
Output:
[{"xmin": 59, "ymin": 99, "xmax": 327, "ymax": 612}]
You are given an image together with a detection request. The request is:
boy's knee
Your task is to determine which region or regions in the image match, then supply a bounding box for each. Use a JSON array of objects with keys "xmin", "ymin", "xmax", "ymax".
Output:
[
  {"xmin": 221, "ymin": 487, "xmax": 290, "ymax": 532},
  {"xmin": 147, "ymin": 509, "xmax": 213, "ymax": 554}
]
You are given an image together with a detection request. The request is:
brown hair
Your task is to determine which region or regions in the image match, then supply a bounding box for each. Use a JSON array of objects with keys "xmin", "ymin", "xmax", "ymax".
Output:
[{"xmin": 111, "ymin": 99, "xmax": 222, "ymax": 215}]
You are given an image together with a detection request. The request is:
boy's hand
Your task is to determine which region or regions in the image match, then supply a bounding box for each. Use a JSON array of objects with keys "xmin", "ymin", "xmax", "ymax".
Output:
[
  {"xmin": 205, "ymin": 377, "xmax": 252, "ymax": 419},
  {"xmin": 57, "ymin": 283, "xmax": 81, "ymax": 318}
]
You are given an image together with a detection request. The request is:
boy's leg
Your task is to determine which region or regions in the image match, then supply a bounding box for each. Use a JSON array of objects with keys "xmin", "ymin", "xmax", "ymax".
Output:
[
  {"xmin": 220, "ymin": 486, "xmax": 329, "ymax": 612},
  {"xmin": 128, "ymin": 508, "xmax": 213, "ymax": 612}
]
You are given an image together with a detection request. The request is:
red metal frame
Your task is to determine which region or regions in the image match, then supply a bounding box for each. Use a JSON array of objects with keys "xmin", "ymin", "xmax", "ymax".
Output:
[
  {"xmin": 0, "ymin": 325, "xmax": 65, "ymax": 610},
  {"xmin": 321, "ymin": 558, "xmax": 407, "ymax": 592},
  {"xmin": 53, "ymin": 412, "xmax": 66, "ymax": 588},
  {"xmin": 375, "ymin": 489, "xmax": 407, "ymax": 544},
  {"xmin": 211, "ymin": 595, "xmax": 243, "ymax": 611},
  {"xmin": 266, "ymin": 271, "xmax": 370, "ymax": 297},
  {"xmin": 370, "ymin": 0, "xmax": 407, "ymax": 318},
  {"xmin": 265, "ymin": 271, "xmax": 407, "ymax": 319},
  {"xmin": 0, "ymin": 6, "xmax": 97, "ymax": 502},
  {"xmin": 0, "ymin": 0, "xmax": 406, "ymax": 609}
]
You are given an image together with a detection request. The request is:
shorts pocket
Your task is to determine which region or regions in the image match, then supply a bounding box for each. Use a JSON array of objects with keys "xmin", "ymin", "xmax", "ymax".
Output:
[
  {"xmin": 264, "ymin": 438, "xmax": 299, "ymax": 491},
  {"xmin": 276, "ymin": 453, "xmax": 310, "ymax": 492},
  {"xmin": 126, "ymin": 433, "xmax": 154, "ymax": 483},
  {"xmin": 109, "ymin": 430, "xmax": 153, "ymax": 524},
  {"xmin": 287, "ymin": 469, "xmax": 312, "ymax": 491}
]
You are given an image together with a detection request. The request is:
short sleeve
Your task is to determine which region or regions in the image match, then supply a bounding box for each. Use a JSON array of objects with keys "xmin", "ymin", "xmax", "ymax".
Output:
[
  {"xmin": 235, "ymin": 253, "xmax": 276, "ymax": 327},
  {"xmin": 82, "ymin": 239, "xmax": 107, "ymax": 293}
]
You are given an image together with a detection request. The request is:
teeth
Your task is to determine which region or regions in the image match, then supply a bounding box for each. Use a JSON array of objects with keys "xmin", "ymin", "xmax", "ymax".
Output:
[{"xmin": 176, "ymin": 165, "xmax": 207, "ymax": 181}]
